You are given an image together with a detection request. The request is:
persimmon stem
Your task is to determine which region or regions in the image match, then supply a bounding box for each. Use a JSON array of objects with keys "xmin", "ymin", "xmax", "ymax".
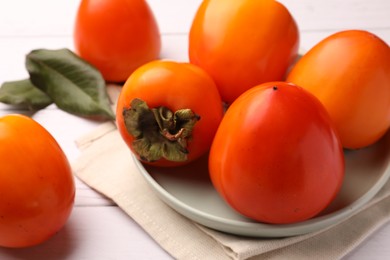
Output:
[
  {"xmin": 122, "ymin": 98, "xmax": 200, "ymax": 162},
  {"xmin": 161, "ymin": 128, "xmax": 185, "ymax": 141}
]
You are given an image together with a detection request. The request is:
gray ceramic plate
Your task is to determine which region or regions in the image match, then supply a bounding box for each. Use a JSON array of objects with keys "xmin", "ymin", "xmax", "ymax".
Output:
[{"xmin": 133, "ymin": 131, "xmax": 390, "ymax": 237}]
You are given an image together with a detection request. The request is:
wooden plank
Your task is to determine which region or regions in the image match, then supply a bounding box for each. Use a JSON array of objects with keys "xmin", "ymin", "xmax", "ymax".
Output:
[
  {"xmin": 0, "ymin": 206, "xmax": 171, "ymax": 259},
  {"xmin": 0, "ymin": 0, "xmax": 389, "ymax": 37},
  {"xmin": 279, "ymin": 0, "xmax": 390, "ymax": 31}
]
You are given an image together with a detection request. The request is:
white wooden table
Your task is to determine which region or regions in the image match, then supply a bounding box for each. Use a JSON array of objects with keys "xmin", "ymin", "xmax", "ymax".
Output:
[{"xmin": 0, "ymin": 0, "xmax": 389, "ymax": 259}]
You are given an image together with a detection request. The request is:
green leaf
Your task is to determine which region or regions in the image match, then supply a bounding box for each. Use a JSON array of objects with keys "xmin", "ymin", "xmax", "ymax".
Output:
[
  {"xmin": 25, "ymin": 48, "xmax": 115, "ymax": 120},
  {"xmin": 0, "ymin": 79, "xmax": 53, "ymax": 110}
]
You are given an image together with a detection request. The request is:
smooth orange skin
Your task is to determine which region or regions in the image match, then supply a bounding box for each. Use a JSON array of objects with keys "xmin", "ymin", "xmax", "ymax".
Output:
[
  {"xmin": 0, "ymin": 115, "xmax": 75, "ymax": 248},
  {"xmin": 209, "ymin": 82, "xmax": 345, "ymax": 224},
  {"xmin": 116, "ymin": 60, "xmax": 224, "ymax": 167},
  {"xmin": 189, "ymin": 0, "xmax": 299, "ymax": 104},
  {"xmin": 74, "ymin": 0, "xmax": 161, "ymax": 82},
  {"xmin": 287, "ymin": 30, "xmax": 390, "ymax": 149}
]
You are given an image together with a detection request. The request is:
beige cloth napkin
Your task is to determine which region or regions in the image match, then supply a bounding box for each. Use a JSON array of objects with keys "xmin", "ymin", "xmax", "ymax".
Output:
[{"xmin": 73, "ymin": 121, "xmax": 390, "ymax": 260}]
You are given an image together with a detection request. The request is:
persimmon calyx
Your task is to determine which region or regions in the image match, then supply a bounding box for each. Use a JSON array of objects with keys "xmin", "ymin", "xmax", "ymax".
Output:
[{"xmin": 122, "ymin": 98, "xmax": 200, "ymax": 162}]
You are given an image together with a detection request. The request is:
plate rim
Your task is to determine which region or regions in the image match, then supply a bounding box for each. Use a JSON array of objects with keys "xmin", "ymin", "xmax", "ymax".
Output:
[{"xmin": 133, "ymin": 144, "xmax": 390, "ymax": 237}]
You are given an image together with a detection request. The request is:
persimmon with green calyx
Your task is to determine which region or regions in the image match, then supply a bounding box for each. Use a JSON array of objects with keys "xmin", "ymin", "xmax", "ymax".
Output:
[
  {"xmin": 0, "ymin": 114, "xmax": 75, "ymax": 248},
  {"xmin": 116, "ymin": 60, "xmax": 224, "ymax": 167}
]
